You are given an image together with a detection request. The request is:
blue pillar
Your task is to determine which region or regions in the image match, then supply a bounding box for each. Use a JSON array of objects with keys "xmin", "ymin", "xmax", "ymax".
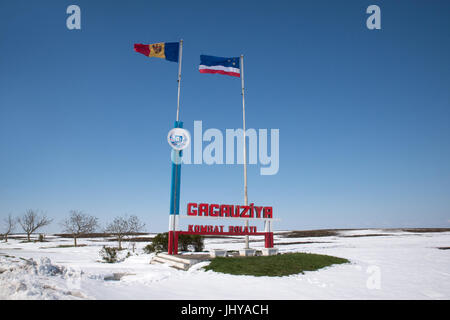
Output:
[
  {"xmin": 170, "ymin": 121, "xmax": 183, "ymax": 215},
  {"xmin": 168, "ymin": 121, "xmax": 183, "ymax": 254}
]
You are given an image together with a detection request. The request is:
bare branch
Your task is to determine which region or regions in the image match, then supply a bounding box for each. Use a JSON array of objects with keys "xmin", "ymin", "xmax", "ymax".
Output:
[
  {"xmin": 19, "ymin": 210, "xmax": 53, "ymax": 241},
  {"xmin": 2, "ymin": 214, "xmax": 17, "ymax": 242},
  {"xmin": 61, "ymin": 210, "xmax": 99, "ymax": 246},
  {"xmin": 105, "ymin": 215, "xmax": 145, "ymax": 250}
]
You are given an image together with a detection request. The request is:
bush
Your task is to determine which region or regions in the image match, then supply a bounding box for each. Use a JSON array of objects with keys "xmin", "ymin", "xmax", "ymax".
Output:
[
  {"xmin": 144, "ymin": 233, "xmax": 168, "ymax": 253},
  {"xmin": 179, "ymin": 234, "xmax": 204, "ymax": 252},
  {"xmin": 100, "ymin": 246, "xmax": 119, "ymax": 263},
  {"xmin": 178, "ymin": 234, "xmax": 191, "ymax": 252},
  {"xmin": 143, "ymin": 233, "xmax": 204, "ymax": 253}
]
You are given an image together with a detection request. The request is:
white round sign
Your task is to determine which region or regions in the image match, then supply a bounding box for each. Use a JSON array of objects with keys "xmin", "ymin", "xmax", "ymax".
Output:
[{"xmin": 167, "ymin": 128, "xmax": 191, "ymax": 150}]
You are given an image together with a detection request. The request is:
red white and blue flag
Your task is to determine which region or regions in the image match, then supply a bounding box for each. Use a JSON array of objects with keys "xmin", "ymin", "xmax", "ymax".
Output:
[{"xmin": 199, "ymin": 55, "xmax": 240, "ymax": 77}]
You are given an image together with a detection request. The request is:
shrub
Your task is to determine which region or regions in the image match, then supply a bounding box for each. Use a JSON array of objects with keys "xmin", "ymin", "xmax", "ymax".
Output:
[
  {"xmin": 143, "ymin": 233, "xmax": 205, "ymax": 253},
  {"xmin": 178, "ymin": 234, "xmax": 191, "ymax": 251},
  {"xmin": 178, "ymin": 234, "xmax": 204, "ymax": 252},
  {"xmin": 143, "ymin": 233, "xmax": 168, "ymax": 253},
  {"xmin": 100, "ymin": 246, "xmax": 119, "ymax": 263},
  {"xmin": 191, "ymin": 235, "xmax": 204, "ymax": 252}
]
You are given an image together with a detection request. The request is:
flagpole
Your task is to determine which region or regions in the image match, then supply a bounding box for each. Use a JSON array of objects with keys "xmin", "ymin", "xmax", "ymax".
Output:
[
  {"xmin": 241, "ymin": 54, "xmax": 250, "ymax": 250},
  {"xmin": 176, "ymin": 39, "xmax": 183, "ymax": 121}
]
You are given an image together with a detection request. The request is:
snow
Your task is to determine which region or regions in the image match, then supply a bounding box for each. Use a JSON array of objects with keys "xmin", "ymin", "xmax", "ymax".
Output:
[{"xmin": 0, "ymin": 229, "xmax": 449, "ymax": 300}]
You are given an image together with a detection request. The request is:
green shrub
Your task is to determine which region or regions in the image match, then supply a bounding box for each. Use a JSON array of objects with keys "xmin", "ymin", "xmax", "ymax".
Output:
[
  {"xmin": 178, "ymin": 234, "xmax": 204, "ymax": 252},
  {"xmin": 178, "ymin": 234, "xmax": 191, "ymax": 251},
  {"xmin": 100, "ymin": 246, "xmax": 119, "ymax": 263},
  {"xmin": 143, "ymin": 233, "xmax": 204, "ymax": 253},
  {"xmin": 191, "ymin": 235, "xmax": 204, "ymax": 252},
  {"xmin": 144, "ymin": 233, "xmax": 168, "ymax": 253}
]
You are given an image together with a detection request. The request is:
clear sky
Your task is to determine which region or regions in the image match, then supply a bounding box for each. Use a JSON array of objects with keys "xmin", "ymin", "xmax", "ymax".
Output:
[{"xmin": 1, "ymin": 0, "xmax": 449, "ymax": 233}]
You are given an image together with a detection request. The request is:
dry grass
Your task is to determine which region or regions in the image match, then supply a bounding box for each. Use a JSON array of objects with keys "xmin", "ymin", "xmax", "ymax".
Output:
[
  {"xmin": 400, "ymin": 228, "xmax": 450, "ymax": 233},
  {"xmin": 54, "ymin": 232, "xmax": 149, "ymax": 239},
  {"xmin": 280, "ymin": 229, "xmax": 345, "ymax": 238}
]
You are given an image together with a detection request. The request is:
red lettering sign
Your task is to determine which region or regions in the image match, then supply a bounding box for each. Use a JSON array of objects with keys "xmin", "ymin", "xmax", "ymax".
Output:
[
  {"xmin": 183, "ymin": 224, "xmax": 261, "ymax": 236},
  {"xmin": 186, "ymin": 203, "xmax": 273, "ymax": 219}
]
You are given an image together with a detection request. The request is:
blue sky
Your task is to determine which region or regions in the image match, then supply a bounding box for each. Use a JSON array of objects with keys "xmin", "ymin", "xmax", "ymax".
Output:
[{"xmin": 1, "ymin": 0, "xmax": 449, "ymax": 233}]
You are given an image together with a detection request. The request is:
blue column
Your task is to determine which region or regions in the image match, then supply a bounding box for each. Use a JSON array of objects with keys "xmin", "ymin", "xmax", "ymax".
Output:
[
  {"xmin": 168, "ymin": 121, "xmax": 183, "ymax": 254},
  {"xmin": 170, "ymin": 121, "xmax": 183, "ymax": 216}
]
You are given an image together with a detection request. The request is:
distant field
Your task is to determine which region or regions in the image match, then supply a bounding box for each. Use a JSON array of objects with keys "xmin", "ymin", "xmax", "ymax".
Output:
[{"xmin": 279, "ymin": 228, "xmax": 450, "ymax": 238}]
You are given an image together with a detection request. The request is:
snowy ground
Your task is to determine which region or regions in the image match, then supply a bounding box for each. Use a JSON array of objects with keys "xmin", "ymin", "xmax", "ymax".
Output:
[{"xmin": 0, "ymin": 229, "xmax": 449, "ymax": 300}]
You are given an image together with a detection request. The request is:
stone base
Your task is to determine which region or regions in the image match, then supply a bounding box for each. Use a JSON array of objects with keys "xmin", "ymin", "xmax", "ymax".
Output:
[
  {"xmin": 210, "ymin": 249, "xmax": 227, "ymax": 258},
  {"xmin": 261, "ymin": 248, "xmax": 278, "ymax": 256},
  {"xmin": 239, "ymin": 249, "xmax": 256, "ymax": 257}
]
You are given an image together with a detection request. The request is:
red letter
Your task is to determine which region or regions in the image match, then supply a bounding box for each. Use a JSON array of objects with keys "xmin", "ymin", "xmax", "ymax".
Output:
[
  {"xmin": 187, "ymin": 203, "xmax": 197, "ymax": 216},
  {"xmin": 254, "ymin": 206, "xmax": 263, "ymax": 218},
  {"xmin": 221, "ymin": 205, "xmax": 233, "ymax": 217},
  {"xmin": 263, "ymin": 207, "xmax": 273, "ymax": 218},
  {"xmin": 240, "ymin": 206, "xmax": 250, "ymax": 218},
  {"xmin": 232, "ymin": 205, "xmax": 240, "ymax": 218},
  {"xmin": 209, "ymin": 204, "xmax": 219, "ymax": 217},
  {"xmin": 198, "ymin": 203, "xmax": 208, "ymax": 216}
]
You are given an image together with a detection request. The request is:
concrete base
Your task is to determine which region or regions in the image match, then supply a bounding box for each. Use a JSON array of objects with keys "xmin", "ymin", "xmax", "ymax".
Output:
[
  {"xmin": 151, "ymin": 253, "xmax": 211, "ymax": 270},
  {"xmin": 239, "ymin": 249, "xmax": 256, "ymax": 257},
  {"xmin": 210, "ymin": 249, "xmax": 227, "ymax": 258},
  {"xmin": 261, "ymin": 248, "xmax": 278, "ymax": 256}
]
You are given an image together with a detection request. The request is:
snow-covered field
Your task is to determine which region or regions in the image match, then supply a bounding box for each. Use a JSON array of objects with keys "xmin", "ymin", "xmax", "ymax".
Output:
[{"xmin": 0, "ymin": 229, "xmax": 449, "ymax": 300}]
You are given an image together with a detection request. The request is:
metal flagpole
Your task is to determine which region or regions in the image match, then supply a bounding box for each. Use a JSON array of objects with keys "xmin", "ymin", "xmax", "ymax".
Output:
[
  {"xmin": 241, "ymin": 54, "xmax": 249, "ymax": 249},
  {"xmin": 176, "ymin": 39, "xmax": 183, "ymax": 121},
  {"xmin": 169, "ymin": 39, "xmax": 183, "ymax": 255}
]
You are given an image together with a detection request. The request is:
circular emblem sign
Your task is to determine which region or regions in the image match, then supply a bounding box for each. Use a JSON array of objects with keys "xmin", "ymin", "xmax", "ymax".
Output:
[{"xmin": 167, "ymin": 128, "xmax": 191, "ymax": 150}]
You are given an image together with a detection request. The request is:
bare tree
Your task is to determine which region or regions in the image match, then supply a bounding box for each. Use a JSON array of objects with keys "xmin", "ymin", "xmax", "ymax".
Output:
[
  {"xmin": 19, "ymin": 210, "xmax": 53, "ymax": 241},
  {"xmin": 105, "ymin": 215, "xmax": 145, "ymax": 250},
  {"xmin": 2, "ymin": 214, "xmax": 17, "ymax": 242},
  {"xmin": 61, "ymin": 210, "xmax": 99, "ymax": 247}
]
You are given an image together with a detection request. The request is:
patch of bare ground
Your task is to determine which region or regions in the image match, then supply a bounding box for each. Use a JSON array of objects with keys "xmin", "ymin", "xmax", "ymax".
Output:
[
  {"xmin": 54, "ymin": 232, "xmax": 150, "ymax": 239},
  {"xmin": 110, "ymin": 237, "xmax": 154, "ymax": 242},
  {"xmin": 341, "ymin": 234, "xmax": 395, "ymax": 238},
  {"xmin": 7, "ymin": 235, "xmax": 30, "ymax": 240},
  {"xmin": 400, "ymin": 228, "xmax": 450, "ymax": 233},
  {"xmin": 280, "ymin": 229, "xmax": 351, "ymax": 238},
  {"xmin": 275, "ymin": 241, "xmax": 333, "ymax": 246},
  {"xmin": 280, "ymin": 228, "xmax": 450, "ymax": 239},
  {"xmin": 40, "ymin": 244, "xmax": 88, "ymax": 249}
]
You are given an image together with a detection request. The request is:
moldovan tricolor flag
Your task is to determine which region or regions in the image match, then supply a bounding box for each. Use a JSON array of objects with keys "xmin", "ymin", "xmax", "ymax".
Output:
[
  {"xmin": 134, "ymin": 42, "xmax": 179, "ymax": 62},
  {"xmin": 199, "ymin": 55, "xmax": 240, "ymax": 77}
]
